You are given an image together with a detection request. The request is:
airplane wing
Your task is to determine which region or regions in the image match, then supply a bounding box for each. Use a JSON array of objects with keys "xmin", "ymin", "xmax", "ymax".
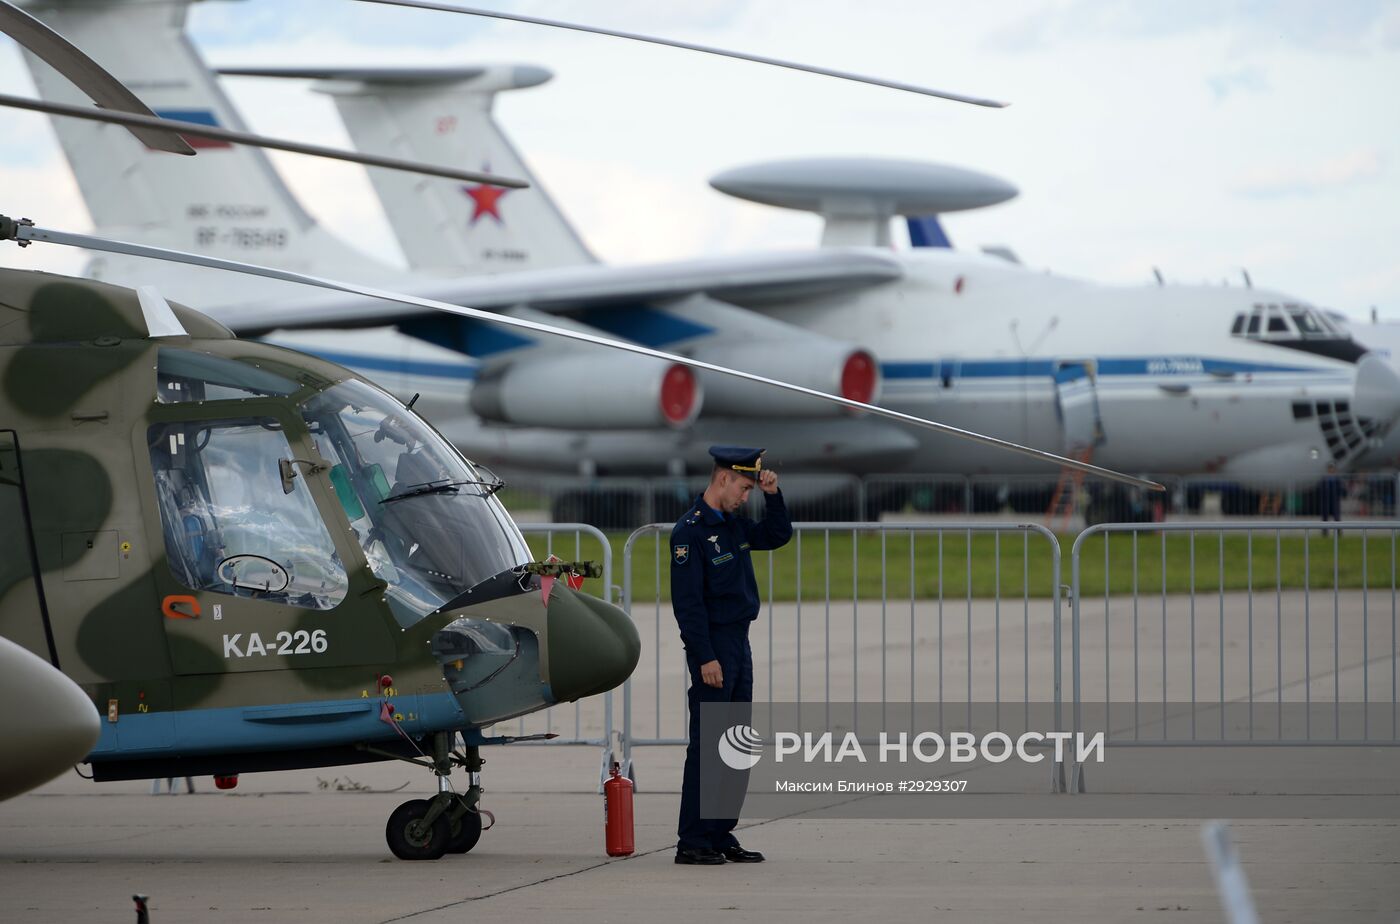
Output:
[{"xmin": 213, "ymin": 248, "xmax": 904, "ymax": 335}]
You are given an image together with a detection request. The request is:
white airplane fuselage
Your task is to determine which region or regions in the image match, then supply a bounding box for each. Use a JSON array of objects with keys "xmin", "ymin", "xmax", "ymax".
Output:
[{"xmin": 267, "ymin": 249, "xmax": 1373, "ymax": 483}]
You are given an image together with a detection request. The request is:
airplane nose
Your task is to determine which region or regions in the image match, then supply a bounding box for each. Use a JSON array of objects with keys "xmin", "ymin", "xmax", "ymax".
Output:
[
  {"xmin": 1353, "ymin": 353, "xmax": 1400, "ymax": 426},
  {"xmin": 544, "ymin": 587, "xmax": 641, "ymax": 703}
]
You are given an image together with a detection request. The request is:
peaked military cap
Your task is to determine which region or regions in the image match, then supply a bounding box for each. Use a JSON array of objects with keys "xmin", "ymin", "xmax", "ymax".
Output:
[{"xmin": 709, "ymin": 445, "xmax": 765, "ymax": 480}]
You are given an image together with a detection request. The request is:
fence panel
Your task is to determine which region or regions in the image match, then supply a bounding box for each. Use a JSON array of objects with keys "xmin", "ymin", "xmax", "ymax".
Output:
[
  {"xmin": 621, "ymin": 521, "xmax": 1065, "ymax": 787},
  {"xmin": 1069, "ymin": 521, "xmax": 1400, "ymax": 791}
]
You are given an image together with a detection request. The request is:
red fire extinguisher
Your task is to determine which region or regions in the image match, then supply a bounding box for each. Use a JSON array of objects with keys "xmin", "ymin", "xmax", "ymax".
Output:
[{"xmin": 604, "ymin": 761, "xmax": 635, "ymax": 857}]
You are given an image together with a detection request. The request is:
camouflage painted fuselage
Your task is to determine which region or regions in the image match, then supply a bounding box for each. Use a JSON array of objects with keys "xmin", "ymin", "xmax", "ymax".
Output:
[{"xmin": 0, "ymin": 268, "xmax": 638, "ymax": 781}]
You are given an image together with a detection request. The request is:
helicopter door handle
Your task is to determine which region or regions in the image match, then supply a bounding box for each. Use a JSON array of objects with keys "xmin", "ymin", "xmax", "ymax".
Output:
[{"xmin": 162, "ymin": 594, "xmax": 201, "ymax": 619}]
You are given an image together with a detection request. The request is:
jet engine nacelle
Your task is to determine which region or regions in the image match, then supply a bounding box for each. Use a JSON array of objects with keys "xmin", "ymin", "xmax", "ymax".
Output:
[
  {"xmin": 470, "ymin": 353, "xmax": 701, "ymax": 429},
  {"xmin": 690, "ymin": 340, "xmax": 880, "ymax": 418}
]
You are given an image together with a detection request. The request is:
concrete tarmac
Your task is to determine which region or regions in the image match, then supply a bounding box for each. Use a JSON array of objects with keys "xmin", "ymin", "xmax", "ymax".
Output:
[
  {"xmin": 3, "ymin": 590, "xmax": 1399, "ymax": 922},
  {"xmin": 3, "ymin": 744, "xmax": 1398, "ymax": 922}
]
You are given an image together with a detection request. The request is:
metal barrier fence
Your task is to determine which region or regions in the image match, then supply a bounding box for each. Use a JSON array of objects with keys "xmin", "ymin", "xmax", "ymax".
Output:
[
  {"xmin": 1068, "ymin": 521, "xmax": 1400, "ymax": 792},
  {"xmin": 620, "ymin": 521, "xmax": 1067, "ymax": 789},
  {"xmin": 868, "ymin": 473, "xmax": 1394, "ymax": 523},
  {"xmin": 500, "ymin": 471, "xmax": 1400, "ymax": 531},
  {"xmin": 508, "ymin": 518, "xmax": 1400, "ymax": 799},
  {"xmin": 501, "ymin": 525, "xmax": 619, "ymax": 771}
]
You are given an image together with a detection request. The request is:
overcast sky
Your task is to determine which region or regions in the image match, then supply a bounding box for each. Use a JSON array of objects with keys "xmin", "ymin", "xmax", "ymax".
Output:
[{"xmin": 2, "ymin": 0, "xmax": 1398, "ymax": 318}]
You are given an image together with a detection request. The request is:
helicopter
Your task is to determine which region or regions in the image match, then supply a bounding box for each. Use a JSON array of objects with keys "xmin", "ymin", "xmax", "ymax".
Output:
[
  {"xmin": 0, "ymin": 261, "xmax": 642, "ymax": 859},
  {"xmin": 0, "ymin": 0, "xmax": 1158, "ymax": 860}
]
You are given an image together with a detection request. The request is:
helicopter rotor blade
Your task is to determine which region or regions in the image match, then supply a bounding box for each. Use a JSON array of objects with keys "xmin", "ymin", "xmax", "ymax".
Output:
[
  {"xmin": 353, "ymin": 0, "xmax": 1009, "ymax": 109},
  {"xmin": 0, "ymin": 0, "xmax": 192, "ymax": 154},
  {"xmin": 0, "ymin": 92, "xmax": 529, "ymax": 188},
  {"xmin": 2, "ymin": 218, "xmax": 1161, "ymax": 493}
]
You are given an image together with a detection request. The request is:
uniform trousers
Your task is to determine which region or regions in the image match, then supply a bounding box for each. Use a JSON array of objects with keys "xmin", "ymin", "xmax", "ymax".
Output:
[{"xmin": 677, "ymin": 623, "xmax": 753, "ymax": 851}]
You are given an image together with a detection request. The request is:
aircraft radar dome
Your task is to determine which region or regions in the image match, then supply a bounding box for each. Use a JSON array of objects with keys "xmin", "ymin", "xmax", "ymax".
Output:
[{"xmin": 709, "ymin": 158, "xmax": 1017, "ymax": 247}]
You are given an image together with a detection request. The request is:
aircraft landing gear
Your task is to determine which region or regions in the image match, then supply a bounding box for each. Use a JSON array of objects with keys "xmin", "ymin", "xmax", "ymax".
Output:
[
  {"xmin": 386, "ymin": 798, "xmax": 451, "ymax": 860},
  {"xmin": 382, "ymin": 731, "xmax": 491, "ymax": 861}
]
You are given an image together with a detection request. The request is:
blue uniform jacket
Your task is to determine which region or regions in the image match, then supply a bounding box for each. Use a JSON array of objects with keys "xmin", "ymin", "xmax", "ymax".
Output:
[{"xmin": 669, "ymin": 490, "xmax": 792, "ymax": 665}]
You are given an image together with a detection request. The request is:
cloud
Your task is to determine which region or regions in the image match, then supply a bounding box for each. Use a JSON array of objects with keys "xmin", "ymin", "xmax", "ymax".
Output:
[
  {"xmin": 1340, "ymin": 262, "xmax": 1400, "ymax": 311},
  {"xmin": 984, "ymin": 0, "xmax": 1399, "ymax": 54},
  {"xmin": 1234, "ymin": 147, "xmax": 1386, "ymax": 198},
  {"xmin": 1207, "ymin": 66, "xmax": 1270, "ymax": 100},
  {"xmin": 189, "ymin": 0, "xmax": 754, "ymax": 54},
  {"xmin": 527, "ymin": 152, "xmax": 732, "ymax": 264},
  {"xmin": 0, "ymin": 159, "xmax": 91, "ymax": 277},
  {"xmin": 526, "ymin": 0, "xmax": 751, "ymax": 34},
  {"xmin": 189, "ymin": 0, "xmax": 497, "ymax": 51}
]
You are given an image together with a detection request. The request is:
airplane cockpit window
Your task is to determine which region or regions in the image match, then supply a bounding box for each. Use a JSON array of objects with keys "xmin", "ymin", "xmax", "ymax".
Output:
[
  {"xmin": 155, "ymin": 348, "xmax": 299, "ymax": 404},
  {"xmin": 1289, "ymin": 307, "xmax": 1329, "ymax": 337},
  {"xmin": 147, "ymin": 417, "xmax": 347, "ymax": 609},
  {"xmin": 1228, "ymin": 301, "xmax": 1368, "ymax": 362},
  {"xmin": 1233, "ymin": 303, "xmax": 1351, "ymax": 344},
  {"xmin": 298, "ymin": 378, "xmax": 531, "ymax": 628}
]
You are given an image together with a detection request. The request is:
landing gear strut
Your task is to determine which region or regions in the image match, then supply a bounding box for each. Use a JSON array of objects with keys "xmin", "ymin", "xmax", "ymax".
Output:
[{"xmin": 381, "ymin": 731, "xmax": 491, "ymax": 861}]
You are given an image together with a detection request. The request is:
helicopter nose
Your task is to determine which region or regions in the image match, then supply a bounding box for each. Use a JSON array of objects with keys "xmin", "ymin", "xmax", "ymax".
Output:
[
  {"xmin": 544, "ymin": 587, "xmax": 640, "ymax": 703},
  {"xmin": 1353, "ymin": 353, "xmax": 1400, "ymax": 427}
]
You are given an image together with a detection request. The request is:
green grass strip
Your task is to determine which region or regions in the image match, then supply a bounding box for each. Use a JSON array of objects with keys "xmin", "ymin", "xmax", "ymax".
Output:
[{"xmin": 524, "ymin": 530, "xmax": 1397, "ymax": 603}]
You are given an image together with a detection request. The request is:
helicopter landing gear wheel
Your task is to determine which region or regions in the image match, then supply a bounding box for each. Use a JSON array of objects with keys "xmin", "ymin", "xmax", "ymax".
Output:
[
  {"xmin": 386, "ymin": 798, "xmax": 451, "ymax": 861},
  {"xmin": 444, "ymin": 807, "xmax": 482, "ymax": 854},
  {"xmin": 375, "ymin": 732, "xmax": 490, "ymax": 860}
]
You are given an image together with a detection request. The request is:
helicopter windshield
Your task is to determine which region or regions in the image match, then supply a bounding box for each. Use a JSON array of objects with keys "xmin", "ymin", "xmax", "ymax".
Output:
[{"xmin": 299, "ymin": 378, "xmax": 531, "ymax": 627}]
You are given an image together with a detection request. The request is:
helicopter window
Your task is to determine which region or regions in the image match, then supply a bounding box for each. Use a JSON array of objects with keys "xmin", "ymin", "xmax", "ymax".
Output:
[
  {"xmin": 155, "ymin": 348, "xmax": 299, "ymax": 404},
  {"xmin": 299, "ymin": 378, "xmax": 531, "ymax": 628},
  {"xmin": 147, "ymin": 417, "xmax": 347, "ymax": 609}
]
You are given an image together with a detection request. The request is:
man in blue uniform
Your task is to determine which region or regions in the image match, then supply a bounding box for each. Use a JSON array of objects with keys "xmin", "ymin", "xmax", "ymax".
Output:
[{"xmin": 671, "ymin": 446, "xmax": 792, "ymax": 865}]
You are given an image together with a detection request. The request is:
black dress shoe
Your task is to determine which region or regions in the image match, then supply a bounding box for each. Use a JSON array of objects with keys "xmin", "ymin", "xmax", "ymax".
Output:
[
  {"xmin": 720, "ymin": 845, "xmax": 765, "ymax": 863},
  {"xmin": 675, "ymin": 847, "xmax": 726, "ymax": 865}
]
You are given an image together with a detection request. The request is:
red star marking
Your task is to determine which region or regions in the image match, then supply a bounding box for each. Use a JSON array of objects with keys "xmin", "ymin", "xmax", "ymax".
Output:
[{"xmin": 463, "ymin": 183, "xmax": 510, "ymax": 225}]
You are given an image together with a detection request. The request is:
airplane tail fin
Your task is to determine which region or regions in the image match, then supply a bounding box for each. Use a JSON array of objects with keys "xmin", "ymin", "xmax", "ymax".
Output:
[
  {"xmin": 906, "ymin": 215, "xmax": 952, "ymax": 248},
  {"xmin": 217, "ymin": 64, "xmax": 596, "ymax": 276},
  {"xmin": 16, "ymin": 0, "xmax": 403, "ymax": 299}
]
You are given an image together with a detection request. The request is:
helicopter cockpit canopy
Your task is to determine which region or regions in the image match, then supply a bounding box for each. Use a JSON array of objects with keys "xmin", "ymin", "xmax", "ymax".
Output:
[
  {"xmin": 147, "ymin": 347, "xmax": 531, "ymax": 627},
  {"xmin": 154, "ymin": 347, "xmax": 300, "ymax": 403},
  {"xmin": 299, "ymin": 378, "xmax": 532, "ymax": 626}
]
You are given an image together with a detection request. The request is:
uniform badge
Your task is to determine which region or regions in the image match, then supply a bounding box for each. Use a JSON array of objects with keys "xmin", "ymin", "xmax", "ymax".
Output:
[
  {"xmin": 708, "ymin": 535, "xmax": 721, "ymax": 552},
  {"xmin": 673, "ymin": 544, "xmax": 689, "ymax": 564}
]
